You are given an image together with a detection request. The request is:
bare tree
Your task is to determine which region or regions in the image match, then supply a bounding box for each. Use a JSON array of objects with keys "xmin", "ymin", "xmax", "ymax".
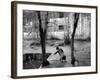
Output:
[
  {"xmin": 64, "ymin": 14, "xmax": 70, "ymax": 45},
  {"xmin": 36, "ymin": 11, "xmax": 49, "ymax": 67},
  {"xmin": 71, "ymin": 13, "xmax": 79, "ymax": 66}
]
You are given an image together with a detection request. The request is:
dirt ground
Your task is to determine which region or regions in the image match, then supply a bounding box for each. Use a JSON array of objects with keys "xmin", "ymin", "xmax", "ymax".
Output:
[{"xmin": 23, "ymin": 39, "xmax": 91, "ymax": 69}]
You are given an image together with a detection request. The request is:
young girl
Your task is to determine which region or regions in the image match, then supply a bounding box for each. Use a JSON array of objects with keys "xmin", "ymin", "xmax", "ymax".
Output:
[{"xmin": 54, "ymin": 46, "xmax": 66, "ymax": 63}]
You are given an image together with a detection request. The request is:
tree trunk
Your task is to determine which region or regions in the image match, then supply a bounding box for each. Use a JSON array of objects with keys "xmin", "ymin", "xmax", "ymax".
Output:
[
  {"xmin": 37, "ymin": 11, "xmax": 49, "ymax": 67},
  {"xmin": 71, "ymin": 13, "xmax": 79, "ymax": 66}
]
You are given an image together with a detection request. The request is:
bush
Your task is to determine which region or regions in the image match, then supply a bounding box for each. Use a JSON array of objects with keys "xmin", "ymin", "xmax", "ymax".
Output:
[
  {"xmin": 49, "ymin": 36, "xmax": 61, "ymax": 40},
  {"xmin": 64, "ymin": 37, "xmax": 71, "ymax": 45},
  {"xmin": 30, "ymin": 42, "xmax": 40, "ymax": 47}
]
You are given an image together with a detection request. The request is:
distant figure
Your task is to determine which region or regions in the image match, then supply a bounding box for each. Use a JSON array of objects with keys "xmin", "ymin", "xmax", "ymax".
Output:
[{"xmin": 54, "ymin": 46, "xmax": 66, "ymax": 63}]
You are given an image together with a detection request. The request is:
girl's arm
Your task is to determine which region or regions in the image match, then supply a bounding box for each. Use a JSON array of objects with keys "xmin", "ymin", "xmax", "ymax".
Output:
[{"xmin": 54, "ymin": 51, "xmax": 58, "ymax": 55}]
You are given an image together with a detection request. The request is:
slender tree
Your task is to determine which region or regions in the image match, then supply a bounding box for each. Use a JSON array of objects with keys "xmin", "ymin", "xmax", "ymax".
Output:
[
  {"xmin": 71, "ymin": 13, "xmax": 79, "ymax": 66},
  {"xmin": 36, "ymin": 11, "xmax": 49, "ymax": 67}
]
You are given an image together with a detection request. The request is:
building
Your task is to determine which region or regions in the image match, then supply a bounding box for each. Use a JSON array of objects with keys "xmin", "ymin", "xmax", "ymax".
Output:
[{"xmin": 47, "ymin": 13, "xmax": 91, "ymax": 40}]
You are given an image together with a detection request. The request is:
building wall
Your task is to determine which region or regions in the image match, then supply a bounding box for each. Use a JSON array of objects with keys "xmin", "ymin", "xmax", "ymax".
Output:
[{"xmin": 47, "ymin": 13, "xmax": 91, "ymax": 40}]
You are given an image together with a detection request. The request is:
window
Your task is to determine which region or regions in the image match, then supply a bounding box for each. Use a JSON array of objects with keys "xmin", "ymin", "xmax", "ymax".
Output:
[
  {"xmin": 59, "ymin": 12, "xmax": 64, "ymax": 18},
  {"xmin": 59, "ymin": 25, "xmax": 64, "ymax": 30}
]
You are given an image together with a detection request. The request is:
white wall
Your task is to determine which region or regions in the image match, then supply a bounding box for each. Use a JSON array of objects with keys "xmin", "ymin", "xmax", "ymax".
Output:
[{"xmin": 0, "ymin": 0, "xmax": 99, "ymax": 80}]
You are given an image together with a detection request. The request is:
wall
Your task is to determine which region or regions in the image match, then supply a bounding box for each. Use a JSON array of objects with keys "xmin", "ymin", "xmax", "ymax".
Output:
[{"xmin": 0, "ymin": 0, "xmax": 99, "ymax": 80}]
